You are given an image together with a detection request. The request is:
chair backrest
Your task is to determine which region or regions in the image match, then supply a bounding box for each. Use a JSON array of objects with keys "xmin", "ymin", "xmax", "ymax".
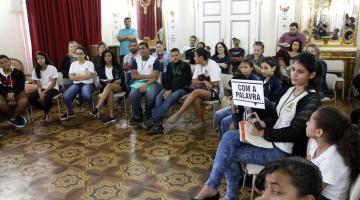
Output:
[
  {"xmin": 350, "ymin": 175, "xmax": 360, "ymax": 200},
  {"xmin": 324, "ymin": 60, "xmax": 345, "ymax": 74},
  {"xmin": 220, "ymin": 73, "xmax": 233, "ymax": 91},
  {"xmin": 57, "ymin": 72, "xmax": 64, "ymax": 86},
  {"xmin": 326, "ymin": 73, "xmax": 338, "ymax": 90}
]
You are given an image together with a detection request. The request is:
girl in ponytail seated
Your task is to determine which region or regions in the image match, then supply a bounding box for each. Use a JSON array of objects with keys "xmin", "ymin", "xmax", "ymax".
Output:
[{"xmin": 306, "ymin": 107, "xmax": 360, "ymax": 200}]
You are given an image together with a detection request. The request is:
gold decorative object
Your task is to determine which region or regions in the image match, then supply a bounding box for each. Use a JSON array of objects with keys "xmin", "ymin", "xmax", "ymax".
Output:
[{"xmin": 139, "ymin": 0, "xmax": 151, "ymax": 14}]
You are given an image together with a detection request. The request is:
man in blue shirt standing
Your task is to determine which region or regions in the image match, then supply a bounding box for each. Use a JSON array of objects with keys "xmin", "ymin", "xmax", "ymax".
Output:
[{"xmin": 117, "ymin": 17, "xmax": 138, "ymax": 64}]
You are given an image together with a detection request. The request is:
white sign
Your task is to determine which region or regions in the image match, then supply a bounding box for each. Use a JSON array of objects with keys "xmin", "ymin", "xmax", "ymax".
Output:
[{"xmin": 231, "ymin": 79, "xmax": 265, "ymax": 109}]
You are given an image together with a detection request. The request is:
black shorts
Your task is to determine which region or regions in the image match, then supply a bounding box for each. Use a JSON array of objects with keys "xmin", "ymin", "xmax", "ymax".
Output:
[{"xmin": 210, "ymin": 89, "xmax": 220, "ymax": 101}]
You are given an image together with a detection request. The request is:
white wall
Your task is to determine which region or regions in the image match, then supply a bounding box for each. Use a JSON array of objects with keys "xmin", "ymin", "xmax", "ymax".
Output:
[
  {"xmin": 0, "ymin": 0, "xmax": 29, "ymax": 73},
  {"xmin": 259, "ymin": 0, "xmax": 277, "ymax": 56},
  {"xmin": 177, "ymin": 0, "xmax": 196, "ymax": 49}
]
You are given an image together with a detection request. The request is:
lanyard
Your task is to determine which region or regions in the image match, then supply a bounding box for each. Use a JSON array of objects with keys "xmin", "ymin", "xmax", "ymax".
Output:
[{"xmin": 279, "ymin": 88, "xmax": 305, "ymax": 113}]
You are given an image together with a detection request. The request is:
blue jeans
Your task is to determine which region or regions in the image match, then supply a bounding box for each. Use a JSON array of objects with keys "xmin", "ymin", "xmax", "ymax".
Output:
[
  {"xmin": 215, "ymin": 106, "xmax": 233, "ymax": 137},
  {"xmin": 206, "ymin": 130, "xmax": 289, "ymax": 199},
  {"xmin": 129, "ymin": 83, "xmax": 162, "ymax": 120},
  {"xmin": 151, "ymin": 89, "xmax": 187, "ymax": 124},
  {"xmin": 63, "ymin": 83, "xmax": 94, "ymax": 114}
]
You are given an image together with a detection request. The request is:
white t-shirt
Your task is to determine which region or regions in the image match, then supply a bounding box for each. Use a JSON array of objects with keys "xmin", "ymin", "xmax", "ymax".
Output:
[
  {"xmin": 308, "ymin": 139, "xmax": 351, "ymax": 200},
  {"xmin": 132, "ymin": 55, "xmax": 161, "ymax": 83},
  {"xmin": 105, "ymin": 66, "xmax": 113, "ymax": 80},
  {"xmin": 123, "ymin": 53, "xmax": 140, "ymax": 73},
  {"xmin": 180, "ymin": 45, "xmax": 196, "ymax": 55},
  {"xmin": 272, "ymin": 87, "xmax": 309, "ymax": 154},
  {"xmin": 31, "ymin": 65, "xmax": 59, "ymax": 91},
  {"xmin": 192, "ymin": 59, "xmax": 224, "ymax": 98},
  {"xmin": 69, "ymin": 60, "xmax": 95, "ymax": 84}
]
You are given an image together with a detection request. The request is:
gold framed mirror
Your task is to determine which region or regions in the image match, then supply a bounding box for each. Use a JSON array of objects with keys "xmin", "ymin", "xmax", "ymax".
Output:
[{"xmin": 299, "ymin": 0, "xmax": 359, "ymax": 46}]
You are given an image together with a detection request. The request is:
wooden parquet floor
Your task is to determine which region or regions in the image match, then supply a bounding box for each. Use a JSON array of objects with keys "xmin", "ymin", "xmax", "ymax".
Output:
[{"xmin": 0, "ymin": 98, "xmax": 358, "ymax": 200}]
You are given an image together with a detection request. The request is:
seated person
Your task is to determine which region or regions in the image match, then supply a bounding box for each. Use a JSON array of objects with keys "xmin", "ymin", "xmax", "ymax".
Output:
[
  {"xmin": 9, "ymin": 58, "xmax": 37, "ymax": 94},
  {"xmin": 276, "ymin": 48, "xmax": 292, "ymax": 87},
  {"xmin": 181, "ymin": 35, "xmax": 198, "ymax": 60},
  {"xmin": 0, "ymin": 55, "xmax": 28, "ymax": 128},
  {"xmin": 28, "ymin": 51, "xmax": 59, "ymax": 122},
  {"xmin": 215, "ymin": 59, "xmax": 259, "ymax": 137},
  {"xmin": 305, "ymin": 44, "xmax": 329, "ymax": 98},
  {"xmin": 123, "ymin": 39, "xmax": 140, "ymax": 91},
  {"xmin": 143, "ymin": 48, "xmax": 192, "ymax": 134},
  {"xmin": 152, "ymin": 41, "xmax": 170, "ymax": 87},
  {"xmin": 167, "ymin": 47, "xmax": 223, "ymax": 131},
  {"xmin": 190, "ymin": 42, "xmax": 206, "ymax": 64},
  {"xmin": 229, "ymin": 37, "xmax": 245, "ymax": 75},
  {"xmin": 60, "ymin": 41, "xmax": 78, "ymax": 90},
  {"xmin": 255, "ymin": 157, "xmax": 323, "ymax": 200},
  {"xmin": 211, "ymin": 42, "xmax": 231, "ymax": 74},
  {"xmin": 92, "ymin": 49, "xmax": 126, "ymax": 124},
  {"xmin": 192, "ymin": 52, "xmax": 322, "ymax": 200},
  {"xmin": 306, "ymin": 107, "xmax": 360, "ymax": 200},
  {"xmin": 245, "ymin": 41, "xmax": 265, "ymax": 75},
  {"xmin": 287, "ymin": 39, "xmax": 303, "ymax": 63},
  {"xmin": 91, "ymin": 42, "xmax": 107, "ymax": 73},
  {"xmin": 60, "ymin": 47, "xmax": 97, "ymax": 120},
  {"xmin": 129, "ymin": 42, "xmax": 162, "ymax": 125}
]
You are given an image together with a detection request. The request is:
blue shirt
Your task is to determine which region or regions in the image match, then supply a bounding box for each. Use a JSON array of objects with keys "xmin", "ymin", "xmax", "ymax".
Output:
[{"xmin": 118, "ymin": 28, "xmax": 138, "ymax": 56}]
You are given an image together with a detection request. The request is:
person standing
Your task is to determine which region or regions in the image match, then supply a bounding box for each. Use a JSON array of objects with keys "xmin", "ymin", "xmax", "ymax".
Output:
[{"xmin": 117, "ymin": 17, "xmax": 138, "ymax": 64}]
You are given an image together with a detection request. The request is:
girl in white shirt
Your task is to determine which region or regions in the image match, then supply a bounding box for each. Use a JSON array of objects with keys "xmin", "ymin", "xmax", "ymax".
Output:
[
  {"xmin": 29, "ymin": 51, "xmax": 59, "ymax": 122},
  {"xmin": 60, "ymin": 47, "xmax": 96, "ymax": 120},
  {"xmin": 306, "ymin": 107, "xmax": 360, "ymax": 200}
]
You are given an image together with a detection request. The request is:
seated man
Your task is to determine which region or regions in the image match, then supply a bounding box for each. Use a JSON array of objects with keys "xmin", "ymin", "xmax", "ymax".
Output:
[
  {"xmin": 129, "ymin": 42, "xmax": 162, "ymax": 125},
  {"xmin": 143, "ymin": 48, "xmax": 192, "ymax": 134},
  {"xmin": 245, "ymin": 41, "xmax": 265, "ymax": 75},
  {"xmin": 123, "ymin": 39, "xmax": 140, "ymax": 91},
  {"xmin": 0, "ymin": 55, "xmax": 28, "ymax": 128}
]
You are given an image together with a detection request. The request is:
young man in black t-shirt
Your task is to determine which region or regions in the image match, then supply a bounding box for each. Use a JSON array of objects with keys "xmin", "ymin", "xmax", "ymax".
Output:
[{"xmin": 229, "ymin": 37, "xmax": 245, "ymax": 75}]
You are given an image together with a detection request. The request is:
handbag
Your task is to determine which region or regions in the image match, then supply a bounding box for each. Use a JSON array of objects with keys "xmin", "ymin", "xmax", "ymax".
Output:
[{"xmin": 189, "ymin": 82, "xmax": 208, "ymax": 91}]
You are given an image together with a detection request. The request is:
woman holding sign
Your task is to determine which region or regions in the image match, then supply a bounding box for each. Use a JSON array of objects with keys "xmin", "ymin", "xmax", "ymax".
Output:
[{"xmin": 192, "ymin": 52, "xmax": 322, "ymax": 200}]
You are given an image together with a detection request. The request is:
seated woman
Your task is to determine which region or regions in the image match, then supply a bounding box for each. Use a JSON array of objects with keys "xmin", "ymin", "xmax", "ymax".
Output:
[
  {"xmin": 0, "ymin": 55, "xmax": 28, "ymax": 128},
  {"xmin": 287, "ymin": 39, "xmax": 302, "ymax": 64},
  {"xmin": 28, "ymin": 51, "xmax": 59, "ymax": 122},
  {"xmin": 60, "ymin": 41, "xmax": 78, "ymax": 90},
  {"xmin": 91, "ymin": 49, "xmax": 126, "ymax": 124},
  {"xmin": 167, "ymin": 47, "xmax": 223, "ymax": 131},
  {"xmin": 211, "ymin": 42, "xmax": 231, "ymax": 74},
  {"xmin": 305, "ymin": 44, "xmax": 329, "ymax": 99},
  {"xmin": 215, "ymin": 59, "xmax": 259, "ymax": 137},
  {"xmin": 255, "ymin": 157, "xmax": 323, "ymax": 200},
  {"xmin": 143, "ymin": 48, "xmax": 192, "ymax": 134},
  {"xmin": 192, "ymin": 52, "xmax": 322, "ymax": 200},
  {"xmin": 91, "ymin": 42, "xmax": 107, "ymax": 73},
  {"xmin": 60, "ymin": 46, "xmax": 97, "ymax": 120},
  {"xmin": 275, "ymin": 48, "xmax": 292, "ymax": 87},
  {"xmin": 306, "ymin": 107, "xmax": 360, "ymax": 200}
]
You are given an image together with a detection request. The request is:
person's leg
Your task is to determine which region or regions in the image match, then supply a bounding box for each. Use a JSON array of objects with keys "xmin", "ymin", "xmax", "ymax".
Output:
[
  {"xmin": 81, "ymin": 84, "xmax": 94, "ymax": 111},
  {"xmin": 129, "ymin": 87, "xmax": 142, "ymax": 120},
  {"xmin": 96, "ymin": 84, "xmax": 112, "ymax": 109},
  {"xmin": 106, "ymin": 83, "xmax": 121, "ymax": 118},
  {"xmin": 193, "ymin": 98, "xmax": 204, "ymax": 121},
  {"xmin": 144, "ymin": 84, "xmax": 161, "ymax": 120},
  {"xmin": 43, "ymin": 89, "xmax": 59, "ymax": 114},
  {"xmin": 214, "ymin": 106, "xmax": 232, "ymax": 132},
  {"xmin": 0, "ymin": 95, "xmax": 12, "ymax": 116},
  {"xmin": 353, "ymin": 73, "xmax": 360, "ymax": 93},
  {"xmin": 28, "ymin": 90, "xmax": 46, "ymax": 112},
  {"xmin": 155, "ymin": 89, "xmax": 165, "ymax": 110},
  {"xmin": 151, "ymin": 89, "xmax": 187, "ymax": 123},
  {"xmin": 63, "ymin": 84, "xmax": 80, "ymax": 114},
  {"xmin": 219, "ymin": 115, "xmax": 235, "ymax": 137},
  {"xmin": 13, "ymin": 91, "xmax": 28, "ymax": 117}
]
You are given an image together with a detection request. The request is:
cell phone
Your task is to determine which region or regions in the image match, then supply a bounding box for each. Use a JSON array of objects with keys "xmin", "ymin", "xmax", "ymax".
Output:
[{"xmin": 250, "ymin": 113, "xmax": 263, "ymax": 131}]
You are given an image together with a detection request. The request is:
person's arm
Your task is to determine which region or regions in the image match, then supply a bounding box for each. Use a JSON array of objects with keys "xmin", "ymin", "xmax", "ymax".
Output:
[
  {"xmin": 13, "ymin": 70, "xmax": 25, "ymax": 94},
  {"xmin": 122, "ymin": 55, "xmax": 132, "ymax": 71},
  {"xmin": 130, "ymin": 59, "xmax": 153, "ymax": 80},
  {"xmin": 117, "ymin": 33, "xmax": 133, "ymax": 42},
  {"xmin": 263, "ymin": 93, "xmax": 321, "ymax": 142},
  {"xmin": 145, "ymin": 70, "xmax": 160, "ymax": 84},
  {"xmin": 165, "ymin": 63, "xmax": 173, "ymax": 91},
  {"xmin": 185, "ymin": 63, "xmax": 193, "ymax": 86},
  {"xmin": 277, "ymin": 34, "xmax": 289, "ymax": 48},
  {"xmin": 43, "ymin": 79, "xmax": 57, "ymax": 93}
]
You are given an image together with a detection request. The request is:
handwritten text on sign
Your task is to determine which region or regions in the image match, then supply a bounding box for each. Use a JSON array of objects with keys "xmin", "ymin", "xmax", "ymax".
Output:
[{"xmin": 231, "ymin": 79, "xmax": 265, "ymax": 109}]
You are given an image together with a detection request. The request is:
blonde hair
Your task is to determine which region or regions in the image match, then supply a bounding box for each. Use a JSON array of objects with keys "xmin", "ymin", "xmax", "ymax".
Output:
[{"xmin": 68, "ymin": 41, "xmax": 78, "ymax": 55}]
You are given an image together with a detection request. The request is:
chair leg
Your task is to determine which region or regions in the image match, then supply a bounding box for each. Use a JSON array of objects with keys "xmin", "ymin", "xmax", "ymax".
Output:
[
  {"xmin": 341, "ymin": 81, "xmax": 345, "ymax": 100},
  {"xmin": 242, "ymin": 170, "xmax": 247, "ymax": 188},
  {"xmin": 334, "ymin": 91, "xmax": 337, "ymax": 107},
  {"xmin": 251, "ymin": 175, "xmax": 256, "ymax": 200},
  {"xmin": 123, "ymin": 96, "xmax": 128, "ymax": 127},
  {"xmin": 57, "ymin": 98, "xmax": 61, "ymax": 120},
  {"xmin": 212, "ymin": 105, "xmax": 216, "ymax": 128}
]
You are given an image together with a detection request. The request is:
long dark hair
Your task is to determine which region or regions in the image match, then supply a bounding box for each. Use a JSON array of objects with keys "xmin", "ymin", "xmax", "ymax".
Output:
[
  {"xmin": 34, "ymin": 51, "xmax": 52, "ymax": 79},
  {"xmin": 289, "ymin": 39, "xmax": 303, "ymax": 53},
  {"xmin": 315, "ymin": 107, "xmax": 360, "ymax": 182},
  {"xmin": 276, "ymin": 48, "xmax": 291, "ymax": 66},
  {"xmin": 101, "ymin": 49, "xmax": 120, "ymax": 68},
  {"xmin": 293, "ymin": 52, "xmax": 323, "ymax": 91},
  {"xmin": 75, "ymin": 46, "xmax": 88, "ymax": 60},
  {"xmin": 256, "ymin": 157, "xmax": 322, "ymax": 200},
  {"xmin": 261, "ymin": 57, "xmax": 281, "ymax": 78},
  {"xmin": 213, "ymin": 42, "xmax": 229, "ymax": 57}
]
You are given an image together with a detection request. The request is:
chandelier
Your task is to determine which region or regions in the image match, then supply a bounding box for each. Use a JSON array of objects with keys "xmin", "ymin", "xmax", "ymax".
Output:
[{"xmin": 132, "ymin": 0, "xmax": 161, "ymax": 14}]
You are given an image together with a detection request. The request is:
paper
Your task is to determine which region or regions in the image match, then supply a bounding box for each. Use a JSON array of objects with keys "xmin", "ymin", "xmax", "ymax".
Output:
[
  {"xmin": 231, "ymin": 79, "xmax": 265, "ymax": 109},
  {"xmin": 239, "ymin": 121, "xmax": 273, "ymax": 149}
]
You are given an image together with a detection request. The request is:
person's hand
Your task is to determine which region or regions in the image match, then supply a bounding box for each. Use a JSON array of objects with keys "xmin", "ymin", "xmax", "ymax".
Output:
[
  {"xmin": 6, "ymin": 92, "xmax": 15, "ymax": 101},
  {"xmin": 139, "ymin": 85, "xmax": 147, "ymax": 93},
  {"xmin": 203, "ymin": 80, "xmax": 212, "ymax": 89},
  {"xmin": 159, "ymin": 59, "xmax": 164, "ymax": 64},
  {"xmin": 128, "ymin": 35, "xmax": 134, "ymax": 40},
  {"xmin": 229, "ymin": 123, "xmax": 236, "ymax": 130},
  {"xmin": 231, "ymin": 101, "xmax": 236, "ymax": 113},
  {"xmin": 39, "ymin": 91, "xmax": 46, "ymax": 102},
  {"xmin": 247, "ymin": 112, "xmax": 266, "ymax": 128},
  {"xmin": 163, "ymin": 90, "xmax": 172, "ymax": 100}
]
